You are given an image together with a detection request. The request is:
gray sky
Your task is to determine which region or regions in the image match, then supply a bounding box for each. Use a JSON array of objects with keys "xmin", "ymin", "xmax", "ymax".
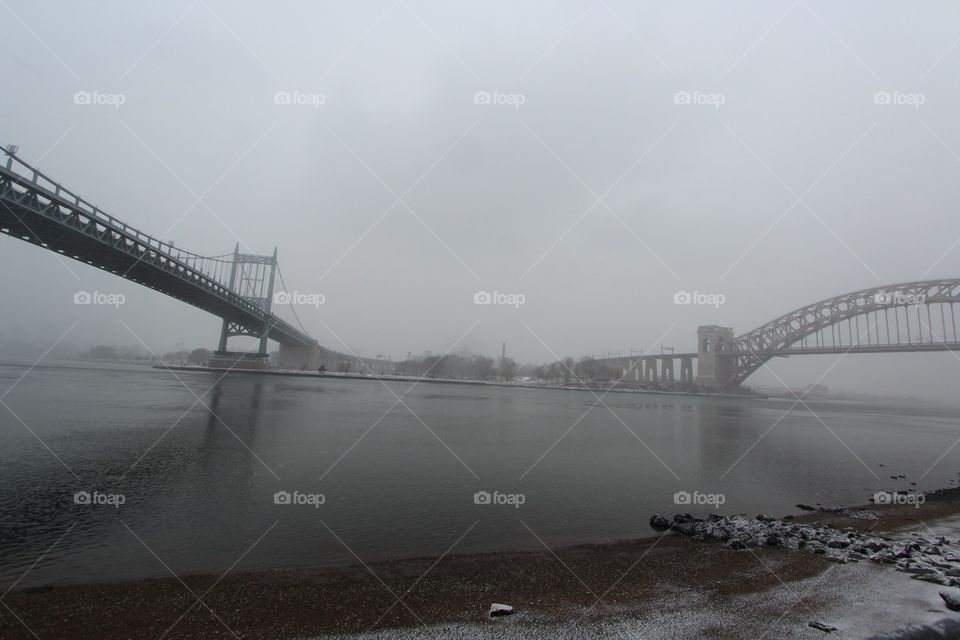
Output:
[{"xmin": 3, "ymin": 0, "xmax": 960, "ymax": 399}]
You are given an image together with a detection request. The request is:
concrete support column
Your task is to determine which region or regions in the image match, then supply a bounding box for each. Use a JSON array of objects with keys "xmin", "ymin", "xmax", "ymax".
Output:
[
  {"xmin": 680, "ymin": 357, "xmax": 694, "ymax": 383},
  {"xmin": 661, "ymin": 357, "xmax": 674, "ymax": 382},
  {"xmin": 278, "ymin": 341, "xmax": 320, "ymax": 371},
  {"xmin": 644, "ymin": 358, "xmax": 658, "ymax": 382}
]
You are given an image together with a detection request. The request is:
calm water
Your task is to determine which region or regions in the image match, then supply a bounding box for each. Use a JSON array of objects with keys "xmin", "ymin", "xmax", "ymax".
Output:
[{"xmin": 2, "ymin": 361, "xmax": 959, "ymax": 588}]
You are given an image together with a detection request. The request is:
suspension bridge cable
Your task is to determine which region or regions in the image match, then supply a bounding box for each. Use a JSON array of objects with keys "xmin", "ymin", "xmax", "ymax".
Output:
[{"xmin": 274, "ymin": 262, "xmax": 310, "ymax": 337}]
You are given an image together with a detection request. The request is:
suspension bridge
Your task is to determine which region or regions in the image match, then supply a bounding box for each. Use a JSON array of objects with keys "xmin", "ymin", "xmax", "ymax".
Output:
[{"xmin": 0, "ymin": 146, "xmax": 321, "ymax": 370}]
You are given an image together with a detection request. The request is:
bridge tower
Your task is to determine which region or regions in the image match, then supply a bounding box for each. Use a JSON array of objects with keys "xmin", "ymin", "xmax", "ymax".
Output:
[
  {"xmin": 695, "ymin": 325, "xmax": 735, "ymax": 390},
  {"xmin": 211, "ymin": 244, "xmax": 279, "ymax": 370}
]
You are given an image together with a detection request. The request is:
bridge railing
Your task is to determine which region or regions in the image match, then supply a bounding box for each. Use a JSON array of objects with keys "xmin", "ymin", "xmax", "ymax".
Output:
[{"xmin": 2, "ymin": 151, "xmax": 230, "ymax": 273}]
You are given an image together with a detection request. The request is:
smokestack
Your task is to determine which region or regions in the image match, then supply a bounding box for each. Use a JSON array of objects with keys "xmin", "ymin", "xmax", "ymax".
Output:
[{"xmin": 501, "ymin": 342, "xmax": 506, "ymax": 365}]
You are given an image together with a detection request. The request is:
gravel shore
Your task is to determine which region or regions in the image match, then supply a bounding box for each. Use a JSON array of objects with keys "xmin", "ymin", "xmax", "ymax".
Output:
[{"xmin": 5, "ymin": 489, "xmax": 960, "ymax": 639}]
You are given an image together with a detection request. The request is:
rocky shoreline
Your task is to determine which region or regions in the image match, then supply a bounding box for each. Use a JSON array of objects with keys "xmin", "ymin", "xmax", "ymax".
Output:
[
  {"xmin": 648, "ymin": 488, "xmax": 960, "ymax": 638},
  {"xmin": 649, "ymin": 511, "xmax": 960, "ymax": 582}
]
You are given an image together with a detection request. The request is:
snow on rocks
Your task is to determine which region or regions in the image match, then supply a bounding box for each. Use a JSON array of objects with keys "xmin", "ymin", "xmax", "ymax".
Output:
[
  {"xmin": 649, "ymin": 513, "xmax": 960, "ymax": 587},
  {"xmin": 489, "ymin": 603, "xmax": 514, "ymax": 618},
  {"xmin": 939, "ymin": 590, "xmax": 960, "ymax": 611}
]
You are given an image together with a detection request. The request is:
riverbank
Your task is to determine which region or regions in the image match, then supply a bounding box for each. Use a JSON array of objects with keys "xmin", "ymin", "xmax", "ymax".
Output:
[
  {"xmin": 154, "ymin": 364, "xmax": 759, "ymax": 399},
  {"xmin": 5, "ymin": 489, "xmax": 960, "ymax": 639}
]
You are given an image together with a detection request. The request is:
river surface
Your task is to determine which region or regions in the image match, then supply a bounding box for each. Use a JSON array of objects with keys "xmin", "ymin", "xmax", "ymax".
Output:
[{"xmin": 1, "ymin": 361, "xmax": 959, "ymax": 588}]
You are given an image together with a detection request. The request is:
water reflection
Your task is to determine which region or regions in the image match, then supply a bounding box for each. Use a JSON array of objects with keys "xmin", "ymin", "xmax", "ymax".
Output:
[{"xmin": 2, "ymin": 362, "xmax": 959, "ymax": 588}]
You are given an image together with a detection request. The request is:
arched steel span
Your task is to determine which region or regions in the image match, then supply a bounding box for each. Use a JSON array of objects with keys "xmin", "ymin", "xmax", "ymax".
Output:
[
  {"xmin": 0, "ymin": 149, "xmax": 314, "ymax": 348},
  {"xmin": 727, "ymin": 279, "xmax": 960, "ymax": 388}
]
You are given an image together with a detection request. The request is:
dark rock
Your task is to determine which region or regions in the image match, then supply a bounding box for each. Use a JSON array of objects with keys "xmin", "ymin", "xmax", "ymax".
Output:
[
  {"xmin": 796, "ymin": 504, "xmax": 817, "ymax": 511},
  {"xmin": 489, "ymin": 603, "xmax": 514, "ymax": 618},
  {"xmin": 757, "ymin": 513, "xmax": 776, "ymax": 522},
  {"xmin": 649, "ymin": 515, "xmax": 670, "ymax": 531},
  {"xmin": 809, "ymin": 620, "xmax": 838, "ymax": 632},
  {"xmin": 941, "ymin": 591, "xmax": 960, "ymax": 611}
]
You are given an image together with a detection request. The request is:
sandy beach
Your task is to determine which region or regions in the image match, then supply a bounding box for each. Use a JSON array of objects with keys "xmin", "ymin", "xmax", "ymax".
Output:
[{"xmin": 4, "ymin": 489, "xmax": 960, "ymax": 640}]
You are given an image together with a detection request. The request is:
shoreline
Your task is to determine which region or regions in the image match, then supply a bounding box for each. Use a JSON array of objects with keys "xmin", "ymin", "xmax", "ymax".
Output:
[
  {"xmin": 153, "ymin": 364, "xmax": 759, "ymax": 399},
  {"xmin": 5, "ymin": 489, "xmax": 960, "ymax": 639}
]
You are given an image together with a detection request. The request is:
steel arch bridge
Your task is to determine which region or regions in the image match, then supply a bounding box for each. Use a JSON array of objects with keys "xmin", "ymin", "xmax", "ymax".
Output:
[
  {"xmin": 718, "ymin": 280, "xmax": 960, "ymax": 389},
  {"xmin": 0, "ymin": 147, "xmax": 317, "ymax": 365},
  {"xmin": 574, "ymin": 281, "xmax": 960, "ymax": 392}
]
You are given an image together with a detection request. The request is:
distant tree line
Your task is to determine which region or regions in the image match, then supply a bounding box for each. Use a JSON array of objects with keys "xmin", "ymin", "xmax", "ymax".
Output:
[
  {"xmin": 395, "ymin": 352, "xmax": 512, "ymax": 381},
  {"xmin": 529, "ymin": 356, "xmax": 625, "ymax": 385},
  {"xmin": 80, "ymin": 344, "xmax": 211, "ymax": 365}
]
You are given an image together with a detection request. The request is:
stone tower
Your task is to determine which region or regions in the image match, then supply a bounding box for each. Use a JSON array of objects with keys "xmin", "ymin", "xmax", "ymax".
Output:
[{"xmin": 695, "ymin": 325, "xmax": 735, "ymax": 390}]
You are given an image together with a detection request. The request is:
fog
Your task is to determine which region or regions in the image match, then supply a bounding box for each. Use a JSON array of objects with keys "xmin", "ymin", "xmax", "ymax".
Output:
[{"xmin": 2, "ymin": 0, "xmax": 960, "ymax": 400}]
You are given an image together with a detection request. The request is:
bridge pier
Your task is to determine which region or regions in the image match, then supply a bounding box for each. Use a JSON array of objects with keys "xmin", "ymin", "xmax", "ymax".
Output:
[
  {"xmin": 695, "ymin": 325, "xmax": 735, "ymax": 390},
  {"xmin": 660, "ymin": 357, "xmax": 674, "ymax": 382},
  {"xmin": 680, "ymin": 356, "xmax": 694, "ymax": 384},
  {"xmin": 278, "ymin": 341, "xmax": 321, "ymax": 370},
  {"xmin": 644, "ymin": 358, "xmax": 658, "ymax": 383},
  {"xmin": 208, "ymin": 351, "xmax": 271, "ymax": 370}
]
